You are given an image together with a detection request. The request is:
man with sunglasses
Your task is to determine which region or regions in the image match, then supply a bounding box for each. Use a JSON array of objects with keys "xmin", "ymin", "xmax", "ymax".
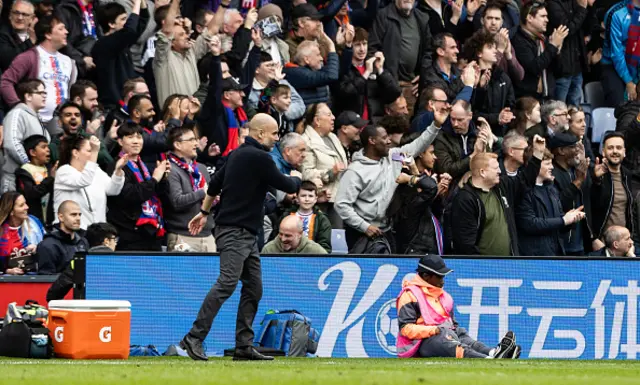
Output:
[
  {"xmin": 541, "ymin": 100, "xmax": 570, "ymax": 138},
  {"xmin": 512, "ymin": 1, "xmax": 568, "ymax": 99}
]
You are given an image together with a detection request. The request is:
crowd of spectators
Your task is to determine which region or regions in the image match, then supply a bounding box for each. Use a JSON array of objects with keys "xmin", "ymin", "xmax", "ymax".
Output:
[{"xmin": 0, "ymin": 0, "xmax": 639, "ymax": 276}]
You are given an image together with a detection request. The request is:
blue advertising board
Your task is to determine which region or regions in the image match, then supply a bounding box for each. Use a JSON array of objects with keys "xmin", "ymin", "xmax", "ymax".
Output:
[{"xmin": 85, "ymin": 255, "xmax": 640, "ymax": 359}]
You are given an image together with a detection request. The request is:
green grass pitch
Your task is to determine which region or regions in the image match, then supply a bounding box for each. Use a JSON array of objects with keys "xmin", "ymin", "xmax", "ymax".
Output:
[{"xmin": 3, "ymin": 357, "xmax": 640, "ymax": 384}]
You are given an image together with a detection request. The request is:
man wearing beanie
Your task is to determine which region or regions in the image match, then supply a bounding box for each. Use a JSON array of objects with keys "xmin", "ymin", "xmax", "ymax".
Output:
[{"xmin": 253, "ymin": 4, "xmax": 290, "ymax": 65}]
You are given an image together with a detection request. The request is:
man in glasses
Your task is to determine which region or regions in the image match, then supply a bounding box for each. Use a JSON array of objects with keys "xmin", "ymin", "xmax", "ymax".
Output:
[
  {"xmin": 2, "ymin": 79, "xmax": 50, "ymax": 193},
  {"xmin": 0, "ymin": 0, "xmax": 37, "ymax": 72},
  {"xmin": 541, "ymin": 100, "xmax": 569, "ymax": 138},
  {"xmin": 163, "ymin": 125, "xmax": 214, "ymax": 252},
  {"xmin": 500, "ymin": 130, "xmax": 528, "ymax": 178},
  {"xmin": 512, "ymin": 1, "xmax": 568, "ymax": 99}
]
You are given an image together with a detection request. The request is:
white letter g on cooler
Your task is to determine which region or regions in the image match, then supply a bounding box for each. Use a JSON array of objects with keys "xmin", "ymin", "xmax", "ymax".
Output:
[
  {"xmin": 99, "ymin": 326, "xmax": 112, "ymax": 343},
  {"xmin": 54, "ymin": 327, "xmax": 64, "ymax": 342}
]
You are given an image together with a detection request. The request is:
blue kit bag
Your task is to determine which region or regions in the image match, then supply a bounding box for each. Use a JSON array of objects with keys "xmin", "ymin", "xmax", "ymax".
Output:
[{"xmin": 253, "ymin": 310, "xmax": 320, "ymax": 357}]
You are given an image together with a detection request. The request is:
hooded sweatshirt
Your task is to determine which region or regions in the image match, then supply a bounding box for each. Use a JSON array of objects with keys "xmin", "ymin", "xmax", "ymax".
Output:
[
  {"xmin": 261, "ymin": 234, "xmax": 328, "ymax": 254},
  {"xmin": 334, "ymin": 121, "xmax": 441, "ymax": 232},
  {"xmin": 397, "ymin": 274, "xmax": 452, "ymax": 341},
  {"xmin": 2, "ymin": 103, "xmax": 51, "ymax": 190},
  {"xmin": 36, "ymin": 225, "xmax": 89, "ymax": 274}
]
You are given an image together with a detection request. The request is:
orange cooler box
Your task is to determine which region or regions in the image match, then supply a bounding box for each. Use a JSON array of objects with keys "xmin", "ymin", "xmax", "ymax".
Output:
[{"xmin": 48, "ymin": 300, "xmax": 131, "ymax": 359}]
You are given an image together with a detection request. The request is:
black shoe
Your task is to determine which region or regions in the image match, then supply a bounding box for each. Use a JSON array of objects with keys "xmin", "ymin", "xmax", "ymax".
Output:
[
  {"xmin": 180, "ymin": 334, "xmax": 208, "ymax": 361},
  {"xmin": 493, "ymin": 331, "xmax": 516, "ymax": 359},
  {"xmin": 510, "ymin": 345, "xmax": 522, "ymax": 359},
  {"xmin": 232, "ymin": 346, "xmax": 274, "ymax": 361}
]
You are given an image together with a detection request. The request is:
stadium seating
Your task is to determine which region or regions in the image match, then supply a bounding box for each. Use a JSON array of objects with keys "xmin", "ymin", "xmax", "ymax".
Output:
[
  {"xmin": 591, "ymin": 108, "xmax": 616, "ymax": 151},
  {"xmin": 331, "ymin": 229, "xmax": 348, "ymax": 254},
  {"xmin": 584, "ymin": 82, "xmax": 606, "ymax": 109}
]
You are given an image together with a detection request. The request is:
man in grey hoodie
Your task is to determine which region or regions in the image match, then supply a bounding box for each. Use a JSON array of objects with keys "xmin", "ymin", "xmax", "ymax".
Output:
[
  {"xmin": 335, "ymin": 106, "xmax": 450, "ymax": 251},
  {"xmin": 2, "ymin": 79, "xmax": 50, "ymax": 193}
]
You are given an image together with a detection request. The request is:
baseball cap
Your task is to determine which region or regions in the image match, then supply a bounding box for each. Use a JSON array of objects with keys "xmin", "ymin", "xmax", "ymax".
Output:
[
  {"xmin": 548, "ymin": 131, "xmax": 580, "ymax": 150},
  {"xmin": 291, "ymin": 3, "xmax": 322, "ymax": 21},
  {"xmin": 416, "ymin": 254, "xmax": 453, "ymax": 276},
  {"xmin": 335, "ymin": 111, "xmax": 368, "ymax": 130},
  {"xmin": 221, "ymin": 77, "xmax": 247, "ymax": 92}
]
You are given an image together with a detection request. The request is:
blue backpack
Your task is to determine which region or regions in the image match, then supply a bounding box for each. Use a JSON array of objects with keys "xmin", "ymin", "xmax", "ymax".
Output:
[{"xmin": 254, "ymin": 310, "xmax": 320, "ymax": 357}]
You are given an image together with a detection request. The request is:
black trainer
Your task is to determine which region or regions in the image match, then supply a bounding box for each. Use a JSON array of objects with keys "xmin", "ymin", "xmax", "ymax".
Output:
[
  {"xmin": 510, "ymin": 345, "xmax": 522, "ymax": 359},
  {"xmin": 180, "ymin": 334, "xmax": 208, "ymax": 361},
  {"xmin": 233, "ymin": 346, "xmax": 275, "ymax": 361},
  {"xmin": 493, "ymin": 331, "xmax": 516, "ymax": 359}
]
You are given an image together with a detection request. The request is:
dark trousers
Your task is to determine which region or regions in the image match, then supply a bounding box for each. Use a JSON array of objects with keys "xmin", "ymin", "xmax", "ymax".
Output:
[
  {"xmin": 601, "ymin": 64, "xmax": 627, "ymax": 108},
  {"xmin": 189, "ymin": 225, "xmax": 263, "ymax": 348},
  {"xmin": 418, "ymin": 327, "xmax": 492, "ymax": 358}
]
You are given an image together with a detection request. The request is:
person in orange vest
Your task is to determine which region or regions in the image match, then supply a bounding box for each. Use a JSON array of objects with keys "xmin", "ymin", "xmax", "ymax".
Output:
[{"xmin": 396, "ymin": 254, "xmax": 521, "ymax": 359}]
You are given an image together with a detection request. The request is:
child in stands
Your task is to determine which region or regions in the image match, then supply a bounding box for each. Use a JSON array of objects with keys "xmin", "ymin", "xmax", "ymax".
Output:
[
  {"xmin": 259, "ymin": 83, "xmax": 294, "ymax": 139},
  {"xmin": 15, "ymin": 135, "xmax": 56, "ymax": 227},
  {"xmin": 283, "ymin": 180, "xmax": 332, "ymax": 253}
]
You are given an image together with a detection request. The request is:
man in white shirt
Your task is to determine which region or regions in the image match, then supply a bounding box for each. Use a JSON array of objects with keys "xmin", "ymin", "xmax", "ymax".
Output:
[{"xmin": 1, "ymin": 15, "xmax": 78, "ymax": 125}]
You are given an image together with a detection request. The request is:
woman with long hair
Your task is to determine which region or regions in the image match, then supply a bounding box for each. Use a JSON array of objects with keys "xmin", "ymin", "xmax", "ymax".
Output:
[
  {"xmin": 300, "ymin": 103, "xmax": 349, "ymax": 228},
  {"xmin": 54, "ymin": 135, "xmax": 128, "ymax": 229},
  {"xmin": 0, "ymin": 191, "xmax": 45, "ymax": 275},
  {"xmin": 511, "ymin": 97, "xmax": 543, "ymax": 138}
]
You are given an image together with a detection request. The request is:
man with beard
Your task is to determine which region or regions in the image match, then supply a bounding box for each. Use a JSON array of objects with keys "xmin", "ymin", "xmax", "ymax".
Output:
[
  {"xmin": 36, "ymin": 200, "xmax": 89, "ymax": 274},
  {"xmin": 127, "ymin": 94, "xmax": 181, "ymax": 168},
  {"xmin": 70, "ymin": 80, "xmax": 102, "ymax": 136},
  {"xmin": 48, "ymin": 102, "xmax": 113, "ymax": 170},
  {"xmin": 33, "ymin": 0, "xmax": 55, "ymax": 19},
  {"xmin": 261, "ymin": 215, "xmax": 327, "ymax": 254},
  {"xmin": 549, "ymin": 131, "xmax": 597, "ymax": 254},
  {"xmin": 477, "ymin": 3, "xmax": 523, "ymax": 82},
  {"xmin": 591, "ymin": 132, "xmax": 637, "ymax": 246},
  {"xmin": 541, "ymin": 100, "xmax": 569, "ymax": 138}
]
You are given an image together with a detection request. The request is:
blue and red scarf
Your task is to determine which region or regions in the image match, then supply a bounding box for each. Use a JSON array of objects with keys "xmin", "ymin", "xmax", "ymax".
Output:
[
  {"xmin": 125, "ymin": 157, "xmax": 166, "ymax": 238},
  {"xmin": 168, "ymin": 153, "xmax": 206, "ymax": 192},
  {"xmin": 626, "ymin": 4, "xmax": 640, "ymax": 80},
  {"xmin": 221, "ymin": 101, "xmax": 247, "ymax": 156},
  {"xmin": 78, "ymin": 0, "xmax": 97, "ymax": 38}
]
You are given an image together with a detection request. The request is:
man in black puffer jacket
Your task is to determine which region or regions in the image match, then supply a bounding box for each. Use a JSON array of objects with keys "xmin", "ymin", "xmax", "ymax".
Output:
[{"xmin": 36, "ymin": 201, "xmax": 89, "ymax": 275}]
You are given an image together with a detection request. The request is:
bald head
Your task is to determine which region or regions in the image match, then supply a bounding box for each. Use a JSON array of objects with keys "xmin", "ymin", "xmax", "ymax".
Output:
[
  {"xmin": 281, "ymin": 215, "xmax": 303, "ymax": 233},
  {"xmin": 250, "ymin": 113, "xmax": 279, "ymax": 150},
  {"xmin": 603, "ymin": 225, "xmax": 634, "ymax": 256},
  {"xmin": 278, "ymin": 216, "xmax": 303, "ymax": 251},
  {"xmin": 58, "ymin": 200, "xmax": 82, "ymax": 233},
  {"xmin": 58, "ymin": 200, "xmax": 80, "ymax": 214}
]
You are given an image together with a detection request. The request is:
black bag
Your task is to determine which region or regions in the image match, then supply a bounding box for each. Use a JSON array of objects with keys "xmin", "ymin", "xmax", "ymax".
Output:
[{"xmin": 0, "ymin": 321, "xmax": 53, "ymax": 358}]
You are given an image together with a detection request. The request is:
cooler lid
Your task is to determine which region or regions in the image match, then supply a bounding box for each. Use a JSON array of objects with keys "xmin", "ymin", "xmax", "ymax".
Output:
[{"xmin": 48, "ymin": 300, "xmax": 131, "ymax": 310}]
